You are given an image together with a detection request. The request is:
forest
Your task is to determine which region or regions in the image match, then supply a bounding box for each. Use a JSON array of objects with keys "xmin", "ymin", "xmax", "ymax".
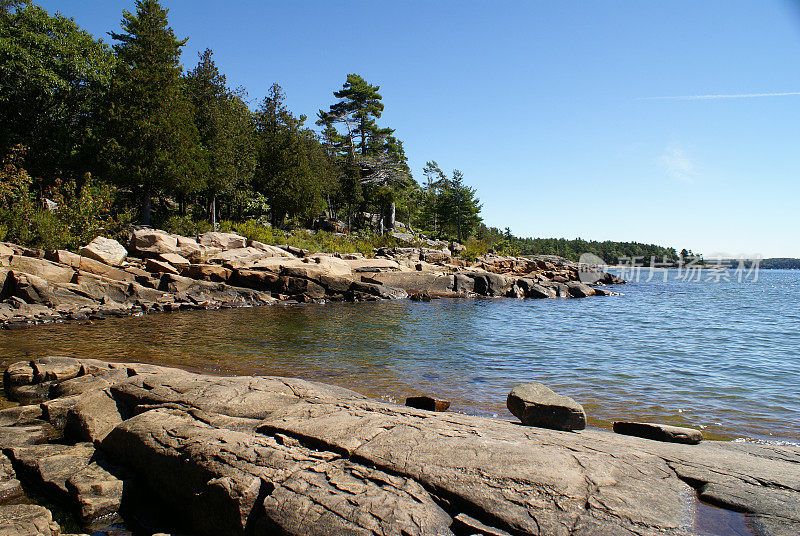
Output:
[{"xmin": 1, "ymin": 0, "xmax": 702, "ymax": 264}]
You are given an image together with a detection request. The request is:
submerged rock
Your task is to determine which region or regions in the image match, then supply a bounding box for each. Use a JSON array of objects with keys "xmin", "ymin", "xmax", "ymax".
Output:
[
  {"xmin": 507, "ymin": 382, "xmax": 587, "ymax": 431},
  {"xmin": 613, "ymin": 421, "xmax": 703, "ymax": 444}
]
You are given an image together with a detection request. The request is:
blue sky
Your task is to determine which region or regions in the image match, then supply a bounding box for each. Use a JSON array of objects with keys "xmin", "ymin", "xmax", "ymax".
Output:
[{"xmin": 39, "ymin": 1, "xmax": 800, "ymax": 257}]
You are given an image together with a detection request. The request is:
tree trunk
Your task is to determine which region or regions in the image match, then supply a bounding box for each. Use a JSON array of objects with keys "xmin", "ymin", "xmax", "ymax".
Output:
[
  {"xmin": 141, "ymin": 191, "xmax": 152, "ymax": 226},
  {"xmin": 386, "ymin": 201, "xmax": 396, "ymax": 231},
  {"xmin": 211, "ymin": 196, "xmax": 217, "ymax": 230}
]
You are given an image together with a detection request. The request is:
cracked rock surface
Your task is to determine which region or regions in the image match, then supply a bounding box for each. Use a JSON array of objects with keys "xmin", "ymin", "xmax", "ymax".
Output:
[{"xmin": 2, "ymin": 356, "xmax": 799, "ymax": 536}]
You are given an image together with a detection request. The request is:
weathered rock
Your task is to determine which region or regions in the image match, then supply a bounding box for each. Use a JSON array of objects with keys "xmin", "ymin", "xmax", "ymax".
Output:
[
  {"xmin": 229, "ymin": 269, "xmax": 280, "ymax": 291},
  {"xmin": 79, "ymin": 236, "xmax": 127, "ymax": 267},
  {"xmin": 470, "ymin": 272, "xmax": 511, "ymax": 297},
  {"xmin": 6, "ymin": 442, "xmax": 124, "ymax": 523},
  {"xmin": 5, "ymin": 358, "xmax": 800, "ymax": 536},
  {"xmin": 157, "ymin": 252, "xmax": 191, "ymax": 271},
  {"xmin": 0, "ymin": 504, "xmax": 61, "ymax": 536},
  {"xmin": 131, "ymin": 228, "xmax": 179, "ymax": 255},
  {"xmin": 182, "ymin": 263, "xmax": 232, "ymax": 282},
  {"xmin": 364, "ymin": 272, "xmax": 455, "ymax": 295},
  {"xmin": 197, "ymin": 232, "xmax": 246, "ymax": 251},
  {"xmin": 405, "ymin": 396, "xmax": 450, "ymax": 412},
  {"xmin": 145, "ymin": 258, "xmax": 180, "ymax": 275},
  {"xmin": 507, "ymin": 382, "xmax": 587, "ymax": 431},
  {"xmin": 4, "ymin": 256, "xmax": 74, "ymax": 284},
  {"xmin": 0, "ymin": 452, "xmax": 23, "ymax": 501},
  {"xmin": 516, "ymin": 278, "xmax": 556, "ymax": 299},
  {"xmin": 349, "ymin": 281, "xmax": 408, "ymax": 300},
  {"xmin": 566, "ymin": 281, "xmax": 596, "ymax": 298},
  {"xmin": 343, "ymin": 258, "xmax": 400, "ymax": 273},
  {"xmin": 249, "ymin": 241, "xmax": 294, "ymax": 257},
  {"xmin": 613, "ymin": 422, "xmax": 703, "ymax": 445},
  {"xmin": 45, "ymin": 250, "xmax": 136, "ymax": 282}
]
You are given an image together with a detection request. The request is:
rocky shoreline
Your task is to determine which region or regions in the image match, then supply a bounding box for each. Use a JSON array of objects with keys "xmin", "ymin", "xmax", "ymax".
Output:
[
  {"xmin": 1, "ymin": 229, "xmax": 623, "ymax": 329},
  {"xmin": 0, "ymin": 356, "xmax": 798, "ymax": 536}
]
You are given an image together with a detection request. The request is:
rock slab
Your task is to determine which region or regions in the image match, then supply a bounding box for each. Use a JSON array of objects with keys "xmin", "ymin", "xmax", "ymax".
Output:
[
  {"xmin": 613, "ymin": 421, "xmax": 703, "ymax": 444},
  {"xmin": 405, "ymin": 396, "xmax": 451, "ymax": 412},
  {"xmin": 507, "ymin": 382, "xmax": 587, "ymax": 431}
]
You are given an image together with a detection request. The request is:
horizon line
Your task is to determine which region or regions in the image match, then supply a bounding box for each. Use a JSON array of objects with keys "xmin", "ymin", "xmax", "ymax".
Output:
[{"xmin": 641, "ymin": 91, "xmax": 800, "ymax": 100}]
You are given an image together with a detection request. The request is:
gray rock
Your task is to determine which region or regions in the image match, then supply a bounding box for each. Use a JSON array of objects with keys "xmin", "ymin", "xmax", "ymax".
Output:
[
  {"xmin": 506, "ymin": 382, "xmax": 587, "ymax": 431},
  {"xmin": 197, "ymin": 232, "xmax": 246, "ymax": 251},
  {"xmin": 0, "ymin": 452, "xmax": 23, "ymax": 501},
  {"xmin": 363, "ymin": 272, "xmax": 455, "ymax": 295},
  {"xmin": 0, "ymin": 504, "xmax": 61, "ymax": 536},
  {"xmin": 566, "ymin": 281, "xmax": 596, "ymax": 298},
  {"xmin": 613, "ymin": 421, "xmax": 703, "ymax": 444},
  {"xmin": 79, "ymin": 236, "xmax": 128, "ymax": 267}
]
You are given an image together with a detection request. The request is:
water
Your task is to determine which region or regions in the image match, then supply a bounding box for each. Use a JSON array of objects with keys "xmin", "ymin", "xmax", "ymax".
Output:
[{"xmin": 1, "ymin": 269, "xmax": 798, "ymax": 443}]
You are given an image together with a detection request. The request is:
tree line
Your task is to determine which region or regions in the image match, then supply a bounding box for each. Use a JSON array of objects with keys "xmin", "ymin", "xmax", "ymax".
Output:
[{"xmin": 0, "ymin": 0, "xmax": 483, "ymax": 246}]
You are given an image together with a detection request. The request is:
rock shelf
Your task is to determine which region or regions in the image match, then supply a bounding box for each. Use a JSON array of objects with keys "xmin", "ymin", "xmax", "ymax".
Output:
[{"xmin": 1, "ymin": 356, "xmax": 798, "ymax": 536}]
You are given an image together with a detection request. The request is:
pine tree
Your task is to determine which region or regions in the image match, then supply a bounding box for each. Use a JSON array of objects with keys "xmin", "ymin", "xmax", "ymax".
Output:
[
  {"xmin": 186, "ymin": 48, "xmax": 256, "ymax": 225},
  {"xmin": 439, "ymin": 169, "xmax": 482, "ymax": 242},
  {"xmin": 103, "ymin": 0, "xmax": 202, "ymax": 224}
]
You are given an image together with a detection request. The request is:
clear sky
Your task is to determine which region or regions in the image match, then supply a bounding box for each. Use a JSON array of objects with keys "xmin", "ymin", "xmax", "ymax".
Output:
[{"xmin": 38, "ymin": 1, "xmax": 800, "ymax": 257}]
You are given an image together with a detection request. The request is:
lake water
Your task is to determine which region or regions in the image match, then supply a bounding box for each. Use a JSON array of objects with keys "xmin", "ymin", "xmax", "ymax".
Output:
[{"xmin": 1, "ymin": 269, "xmax": 798, "ymax": 443}]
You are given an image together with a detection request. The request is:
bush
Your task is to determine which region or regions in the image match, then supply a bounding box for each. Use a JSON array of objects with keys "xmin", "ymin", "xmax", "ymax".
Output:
[{"xmin": 158, "ymin": 214, "xmax": 213, "ymax": 238}]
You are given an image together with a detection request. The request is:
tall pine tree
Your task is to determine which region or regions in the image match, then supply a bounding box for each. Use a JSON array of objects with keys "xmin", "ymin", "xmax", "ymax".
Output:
[{"xmin": 103, "ymin": 0, "xmax": 202, "ymax": 224}]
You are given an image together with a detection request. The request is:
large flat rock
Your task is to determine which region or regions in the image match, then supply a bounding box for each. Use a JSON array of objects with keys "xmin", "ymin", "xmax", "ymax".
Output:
[{"xmin": 2, "ymin": 357, "xmax": 798, "ymax": 536}]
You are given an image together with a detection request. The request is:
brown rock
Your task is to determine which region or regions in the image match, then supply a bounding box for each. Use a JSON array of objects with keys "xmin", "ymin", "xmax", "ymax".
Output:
[
  {"xmin": 507, "ymin": 382, "xmax": 587, "ymax": 431},
  {"xmin": 613, "ymin": 422, "xmax": 703, "ymax": 445},
  {"xmin": 145, "ymin": 258, "xmax": 180, "ymax": 275},
  {"xmin": 405, "ymin": 396, "xmax": 451, "ymax": 412}
]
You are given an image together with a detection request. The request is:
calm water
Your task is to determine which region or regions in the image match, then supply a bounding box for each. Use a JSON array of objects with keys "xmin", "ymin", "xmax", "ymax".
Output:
[{"xmin": 1, "ymin": 269, "xmax": 798, "ymax": 443}]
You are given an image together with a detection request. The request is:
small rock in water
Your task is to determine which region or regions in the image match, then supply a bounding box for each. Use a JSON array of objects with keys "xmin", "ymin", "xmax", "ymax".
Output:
[
  {"xmin": 507, "ymin": 383, "xmax": 587, "ymax": 431},
  {"xmin": 612, "ymin": 422, "xmax": 703, "ymax": 444},
  {"xmin": 405, "ymin": 396, "xmax": 450, "ymax": 412}
]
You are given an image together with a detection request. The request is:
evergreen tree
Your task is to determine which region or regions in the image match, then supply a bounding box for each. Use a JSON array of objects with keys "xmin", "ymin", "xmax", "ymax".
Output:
[
  {"xmin": 103, "ymin": 0, "xmax": 202, "ymax": 224},
  {"xmin": 439, "ymin": 169, "xmax": 482, "ymax": 242},
  {"xmin": 186, "ymin": 48, "xmax": 256, "ymax": 224},
  {"xmin": 254, "ymin": 83, "xmax": 331, "ymax": 227}
]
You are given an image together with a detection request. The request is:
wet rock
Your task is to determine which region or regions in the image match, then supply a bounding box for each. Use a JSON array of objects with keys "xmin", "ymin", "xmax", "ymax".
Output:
[
  {"xmin": 516, "ymin": 278, "xmax": 555, "ymax": 299},
  {"xmin": 507, "ymin": 382, "xmax": 587, "ymax": 431},
  {"xmin": 566, "ymin": 281, "xmax": 596, "ymax": 298},
  {"xmin": 349, "ymin": 281, "xmax": 408, "ymax": 300},
  {"xmin": 470, "ymin": 272, "xmax": 511, "ymax": 297},
  {"xmin": 0, "ymin": 504, "xmax": 61, "ymax": 536},
  {"xmin": 613, "ymin": 422, "xmax": 703, "ymax": 444},
  {"xmin": 405, "ymin": 396, "xmax": 450, "ymax": 412},
  {"xmin": 364, "ymin": 272, "xmax": 455, "ymax": 295},
  {"xmin": 79, "ymin": 237, "xmax": 127, "ymax": 267},
  {"xmin": 197, "ymin": 232, "xmax": 246, "ymax": 251}
]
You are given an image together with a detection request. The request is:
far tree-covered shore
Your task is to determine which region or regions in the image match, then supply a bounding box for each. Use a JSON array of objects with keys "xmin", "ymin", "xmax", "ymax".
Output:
[{"xmin": 2, "ymin": 0, "xmax": 791, "ymax": 267}]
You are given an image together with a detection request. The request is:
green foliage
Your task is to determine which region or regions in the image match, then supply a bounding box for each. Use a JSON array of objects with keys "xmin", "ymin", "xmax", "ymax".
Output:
[
  {"xmin": 0, "ymin": 2, "xmax": 115, "ymax": 181},
  {"xmin": 157, "ymin": 213, "xmax": 213, "ymax": 237},
  {"xmin": 102, "ymin": 0, "xmax": 203, "ymax": 224},
  {"xmin": 254, "ymin": 83, "xmax": 334, "ymax": 227},
  {"xmin": 0, "ymin": 145, "xmax": 128, "ymax": 250},
  {"xmin": 186, "ymin": 48, "xmax": 256, "ymax": 222}
]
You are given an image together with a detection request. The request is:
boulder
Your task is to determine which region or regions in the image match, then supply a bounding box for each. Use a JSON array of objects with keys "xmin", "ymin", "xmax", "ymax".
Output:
[
  {"xmin": 344, "ymin": 258, "xmax": 401, "ymax": 273},
  {"xmin": 0, "ymin": 504, "xmax": 61, "ymax": 536},
  {"xmin": 612, "ymin": 422, "xmax": 703, "ymax": 445},
  {"xmin": 175, "ymin": 236, "xmax": 206, "ymax": 263},
  {"xmin": 158, "ymin": 252, "xmax": 191, "ymax": 271},
  {"xmin": 507, "ymin": 382, "xmax": 587, "ymax": 431},
  {"xmin": 229, "ymin": 269, "xmax": 280, "ymax": 291},
  {"xmin": 405, "ymin": 396, "xmax": 451, "ymax": 412},
  {"xmin": 79, "ymin": 236, "xmax": 127, "ymax": 266},
  {"xmin": 131, "ymin": 228, "xmax": 179, "ymax": 255},
  {"xmin": 145, "ymin": 258, "xmax": 180, "ymax": 275},
  {"xmin": 470, "ymin": 272, "xmax": 511, "ymax": 297},
  {"xmin": 566, "ymin": 281, "xmax": 596, "ymax": 298},
  {"xmin": 517, "ymin": 278, "xmax": 556, "ymax": 299},
  {"xmin": 197, "ymin": 232, "xmax": 246, "ymax": 251}
]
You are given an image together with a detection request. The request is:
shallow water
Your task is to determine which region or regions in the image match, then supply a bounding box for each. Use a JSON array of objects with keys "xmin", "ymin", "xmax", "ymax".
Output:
[{"xmin": 1, "ymin": 269, "xmax": 798, "ymax": 443}]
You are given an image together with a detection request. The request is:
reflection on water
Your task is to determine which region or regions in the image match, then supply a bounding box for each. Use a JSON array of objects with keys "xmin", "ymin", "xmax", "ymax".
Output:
[{"xmin": 1, "ymin": 270, "xmax": 798, "ymax": 443}]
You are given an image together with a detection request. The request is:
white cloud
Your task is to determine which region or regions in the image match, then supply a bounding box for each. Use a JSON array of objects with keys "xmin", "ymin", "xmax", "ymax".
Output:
[
  {"xmin": 643, "ymin": 91, "xmax": 800, "ymax": 101},
  {"xmin": 658, "ymin": 145, "xmax": 695, "ymax": 183}
]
